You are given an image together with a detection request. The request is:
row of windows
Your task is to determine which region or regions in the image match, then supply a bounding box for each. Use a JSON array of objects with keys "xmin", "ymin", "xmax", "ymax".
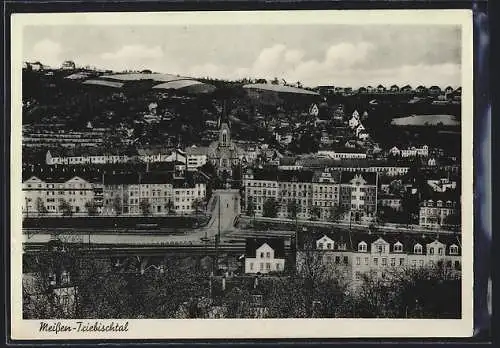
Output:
[
  {"xmin": 249, "ymin": 262, "xmax": 281, "ymax": 271},
  {"xmin": 358, "ymin": 242, "xmax": 459, "ymax": 255}
]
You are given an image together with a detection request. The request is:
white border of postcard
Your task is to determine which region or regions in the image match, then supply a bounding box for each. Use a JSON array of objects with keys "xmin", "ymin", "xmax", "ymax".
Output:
[{"xmin": 10, "ymin": 9, "xmax": 474, "ymax": 339}]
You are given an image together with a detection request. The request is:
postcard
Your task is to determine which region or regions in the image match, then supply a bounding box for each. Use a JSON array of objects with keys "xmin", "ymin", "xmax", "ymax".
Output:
[{"xmin": 11, "ymin": 9, "xmax": 473, "ymax": 340}]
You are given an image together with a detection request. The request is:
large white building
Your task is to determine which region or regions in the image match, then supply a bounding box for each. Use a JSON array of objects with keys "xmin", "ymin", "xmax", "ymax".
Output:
[
  {"xmin": 297, "ymin": 232, "xmax": 461, "ymax": 287},
  {"xmin": 22, "ymin": 175, "xmax": 100, "ymax": 216}
]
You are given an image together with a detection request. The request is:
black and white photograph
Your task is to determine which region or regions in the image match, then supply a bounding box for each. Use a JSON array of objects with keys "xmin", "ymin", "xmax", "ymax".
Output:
[{"xmin": 11, "ymin": 10, "xmax": 474, "ymax": 339}]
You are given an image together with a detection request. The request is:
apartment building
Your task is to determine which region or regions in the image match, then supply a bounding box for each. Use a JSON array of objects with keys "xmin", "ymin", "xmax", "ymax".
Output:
[
  {"xmin": 311, "ymin": 171, "xmax": 341, "ymax": 220},
  {"xmin": 339, "ymin": 172, "xmax": 378, "ymax": 223},
  {"xmin": 22, "ymin": 174, "xmax": 100, "ymax": 216},
  {"xmin": 297, "ymin": 231, "xmax": 461, "ymax": 287},
  {"xmin": 243, "ymin": 168, "xmax": 377, "ymax": 223},
  {"xmin": 102, "ymin": 171, "xmax": 207, "ymax": 216}
]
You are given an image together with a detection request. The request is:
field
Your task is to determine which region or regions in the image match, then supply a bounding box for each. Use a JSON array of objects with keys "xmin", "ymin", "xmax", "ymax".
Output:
[{"xmin": 391, "ymin": 114, "xmax": 460, "ymax": 126}]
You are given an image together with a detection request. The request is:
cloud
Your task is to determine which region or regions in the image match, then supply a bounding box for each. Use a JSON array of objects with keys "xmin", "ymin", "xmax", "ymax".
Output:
[
  {"xmin": 101, "ymin": 45, "xmax": 164, "ymax": 60},
  {"xmin": 184, "ymin": 42, "xmax": 460, "ymax": 87},
  {"xmin": 27, "ymin": 39, "xmax": 63, "ymax": 67}
]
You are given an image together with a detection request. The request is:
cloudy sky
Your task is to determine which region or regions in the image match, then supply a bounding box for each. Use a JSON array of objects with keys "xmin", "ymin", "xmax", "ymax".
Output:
[{"xmin": 23, "ymin": 24, "xmax": 461, "ymax": 87}]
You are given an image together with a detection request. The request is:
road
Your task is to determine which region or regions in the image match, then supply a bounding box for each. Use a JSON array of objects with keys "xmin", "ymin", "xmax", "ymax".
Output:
[{"xmin": 23, "ymin": 189, "xmax": 242, "ymax": 247}]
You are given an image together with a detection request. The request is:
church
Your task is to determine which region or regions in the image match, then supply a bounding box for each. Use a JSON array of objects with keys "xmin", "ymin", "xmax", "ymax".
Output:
[{"xmin": 186, "ymin": 100, "xmax": 244, "ymax": 178}]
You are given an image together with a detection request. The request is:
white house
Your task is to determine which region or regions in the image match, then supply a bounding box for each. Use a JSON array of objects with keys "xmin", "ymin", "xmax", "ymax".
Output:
[
  {"xmin": 244, "ymin": 238, "xmax": 286, "ymax": 274},
  {"xmin": 316, "ymin": 235, "xmax": 335, "ymax": 250}
]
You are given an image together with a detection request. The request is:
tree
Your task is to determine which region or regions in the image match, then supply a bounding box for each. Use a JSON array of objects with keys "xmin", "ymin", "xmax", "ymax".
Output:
[
  {"xmin": 328, "ymin": 205, "xmax": 346, "ymax": 222},
  {"xmin": 262, "ymin": 198, "xmax": 279, "ymax": 218},
  {"xmin": 84, "ymin": 200, "xmax": 99, "ymax": 216},
  {"xmin": 287, "ymin": 200, "xmax": 299, "ymax": 219},
  {"xmin": 58, "ymin": 199, "xmax": 73, "ymax": 217},
  {"xmin": 310, "ymin": 205, "xmax": 321, "ymax": 221},
  {"xmin": 113, "ymin": 195, "xmax": 122, "ymax": 216},
  {"xmin": 191, "ymin": 198, "xmax": 205, "ymax": 214},
  {"xmin": 36, "ymin": 197, "xmax": 48, "ymax": 216},
  {"xmin": 444, "ymin": 212, "xmax": 461, "ymax": 230},
  {"xmin": 139, "ymin": 198, "xmax": 151, "ymax": 216},
  {"xmin": 166, "ymin": 200, "xmax": 175, "ymax": 215},
  {"xmin": 246, "ymin": 200, "xmax": 256, "ymax": 217}
]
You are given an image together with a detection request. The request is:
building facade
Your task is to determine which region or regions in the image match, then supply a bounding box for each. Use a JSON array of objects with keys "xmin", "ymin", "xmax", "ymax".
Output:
[
  {"xmin": 242, "ymin": 168, "xmax": 377, "ymax": 223},
  {"xmin": 23, "ymin": 175, "xmax": 99, "ymax": 216},
  {"xmin": 297, "ymin": 232, "xmax": 461, "ymax": 288}
]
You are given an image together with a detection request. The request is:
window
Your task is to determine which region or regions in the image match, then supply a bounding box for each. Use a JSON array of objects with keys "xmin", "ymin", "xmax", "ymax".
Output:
[
  {"xmin": 335, "ymin": 256, "xmax": 340, "ymax": 264},
  {"xmin": 429, "ymin": 247, "xmax": 434, "ymax": 255},
  {"xmin": 343, "ymin": 256, "xmax": 348, "ymax": 264},
  {"xmin": 318, "ymin": 243, "xmax": 324, "ymax": 249},
  {"xmin": 358, "ymin": 242, "xmax": 367, "ymax": 252},
  {"xmin": 414, "ymin": 244, "xmax": 423, "ymax": 254},
  {"xmin": 419, "ymin": 260, "xmax": 424, "ymax": 267},
  {"xmin": 327, "ymin": 243, "xmax": 332, "ymax": 249},
  {"xmin": 438, "ymin": 247, "xmax": 443, "ymax": 255},
  {"xmin": 266, "ymin": 263, "xmax": 271, "ymax": 270},
  {"xmin": 377, "ymin": 245, "xmax": 384, "ymax": 253},
  {"xmin": 454, "ymin": 261, "xmax": 460, "ymax": 270},
  {"xmin": 446, "ymin": 261, "xmax": 452, "ymax": 268},
  {"xmin": 373, "ymin": 258, "xmax": 378, "ymax": 266},
  {"xmin": 412, "ymin": 260, "xmax": 417, "ymax": 268},
  {"xmin": 364, "ymin": 257, "xmax": 369, "ymax": 265},
  {"xmin": 390, "ymin": 258, "xmax": 395, "ymax": 266},
  {"xmin": 276, "ymin": 263, "xmax": 281, "ymax": 271},
  {"xmin": 260, "ymin": 252, "xmax": 264, "ymax": 258},
  {"xmin": 260, "ymin": 263, "xmax": 264, "ymax": 270},
  {"xmin": 250, "ymin": 263, "xmax": 254, "ymax": 270},
  {"xmin": 266, "ymin": 252, "xmax": 270, "ymax": 258},
  {"xmin": 356, "ymin": 257, "xmax": 360, "ymax": 265},
  {"xmin": 355, "ymin": 272, "xmax": 361, "ymax": 280},
  {"xmin": 382, "ymin": 258, "xmax": 387, "ymax": 266},
  {"xmin": 450, "ymin": 245, "xmax": 459, "ymax": 255}
]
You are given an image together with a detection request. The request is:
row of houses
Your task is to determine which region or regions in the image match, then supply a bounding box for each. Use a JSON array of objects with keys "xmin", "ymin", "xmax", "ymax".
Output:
[
  {"xmin": 244, "ymin": 233, "xmax": 461, "ymax": 286},
  {"xmin": 316, "ymin": 85, "xmax": 461, "ymax": 96},
  {"xmin": 242, "ymin": 169, "xmax": 379, "ymax": 223},
  {"xmin": 242, "ymin": 168, "xmax": 460, "ymax": 228},
  {"xmin": 22, "ymin": 170, "xmax": 208, "ymax": 216},
  {"xmin": 278, "ymin": 157, "xmax": 411, "ymax": 177}
]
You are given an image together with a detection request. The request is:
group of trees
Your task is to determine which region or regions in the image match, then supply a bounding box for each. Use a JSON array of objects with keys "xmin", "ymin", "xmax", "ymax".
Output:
[
  {"xmin": 251, "ymin": 199, "xmax": 347, "ymax": 223},
  {"xmin": 23, "ymin": 237, "xmax": 461, "ymax": 319}
]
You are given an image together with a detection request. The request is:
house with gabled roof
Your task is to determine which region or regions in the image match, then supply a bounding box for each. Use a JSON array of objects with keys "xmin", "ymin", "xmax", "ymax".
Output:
[{"xmin": 244, "ymin": 238, "xmax": 286, "ymax": 274}]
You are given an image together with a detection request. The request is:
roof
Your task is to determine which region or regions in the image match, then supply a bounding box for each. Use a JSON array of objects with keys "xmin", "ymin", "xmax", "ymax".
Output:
[
  {"xmin": 185, "ymin": 146, "xmax": 211, "ymax": 156},
  {"xmin": 243, "ymin": 84, "xmax": 319, "ymax": 96},
  {"xmin": 100, "ymin": 73, "xmax": 191, "ymax": 82},
  {"xmin": 278, "ymin": 170, "xmax": 315, "ymax": 183},
  {"xmin": 312, "ymin": 170, "xmax": 341, "ymax": 183},
  {"xmin": 82, "ymin": 79, "xmax": 124, "ymax": 88},
  {"xmin": 153, "ymin": 80, "xmax": 215, "ymax": 93},
  {"xmin": 103, "ymin": 173, "xmax": 140, "ymax": 185},
  {"xmin": 245, "ymin": 238, "xmax": 286, "ymax": 258},
  {"xmin": 302, "ymin": 230, "xmax": 461, "ymax": 255},
  {"xmin": 340, "ymin": 171, "xmax": 377, "ymax": 185}
]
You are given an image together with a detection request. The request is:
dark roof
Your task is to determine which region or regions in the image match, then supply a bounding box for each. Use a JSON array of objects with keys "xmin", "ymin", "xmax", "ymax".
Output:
[
  {"xmin": 304, "ymin": 230, "xmax": 461, "ymax": 255},
  {"xmin": 245, "ymin": 238, "xmax": 286, "ymax": 258},
  {"xmin": 277, "ymin": 169, "xmax": 315, "ymax": 183},
  {"xmin": 340, "ymin": 171, "xmax": 377, "ymax": 185},
  {"xmin": 103, "ymin": 173, "xmax": 140, "ymax": 185}
]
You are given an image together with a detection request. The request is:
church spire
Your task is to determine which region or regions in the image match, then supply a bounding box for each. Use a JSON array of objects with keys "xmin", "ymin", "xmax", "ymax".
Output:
[{"xmin": 218, "ymin": 99, "xmax": 230, "ymax": 128}]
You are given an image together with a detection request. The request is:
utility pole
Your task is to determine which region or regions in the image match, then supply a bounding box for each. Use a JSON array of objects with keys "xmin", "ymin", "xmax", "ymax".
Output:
[{"xmin": 214, "ymin": 194, "xmax": 220, "ymax": 274}]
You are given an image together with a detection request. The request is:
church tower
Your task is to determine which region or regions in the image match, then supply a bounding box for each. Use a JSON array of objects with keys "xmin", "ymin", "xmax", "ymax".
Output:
[{"xmin": 218, "ymin": 100, "xmax": 231, "ymax": 147}]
